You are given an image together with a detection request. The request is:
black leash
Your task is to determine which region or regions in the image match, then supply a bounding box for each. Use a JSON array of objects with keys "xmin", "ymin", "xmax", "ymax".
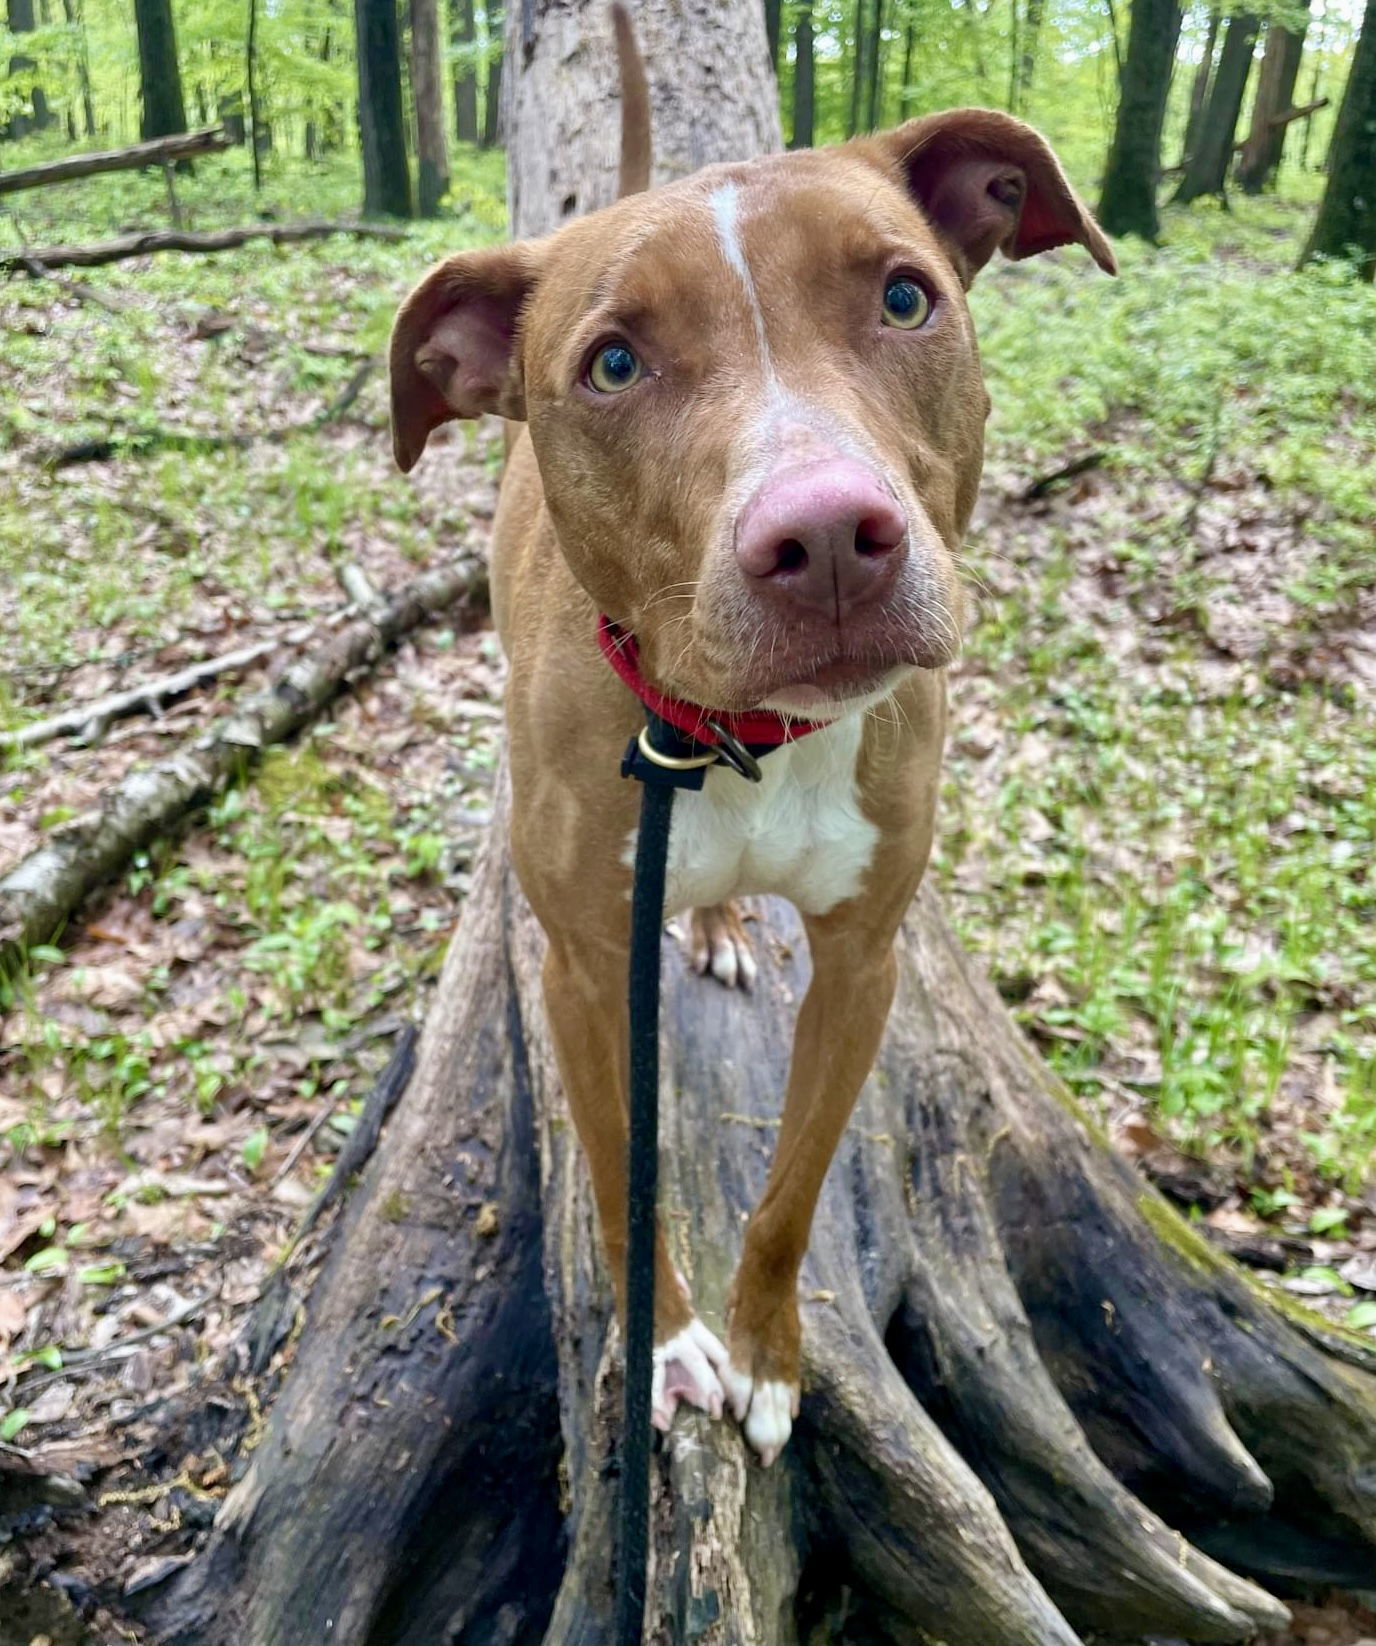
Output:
[{"xmin": 615, "ymin": 709, "xmax": 764, "ymax": 1646}]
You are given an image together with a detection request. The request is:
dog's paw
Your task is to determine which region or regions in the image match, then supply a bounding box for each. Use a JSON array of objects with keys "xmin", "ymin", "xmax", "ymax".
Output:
[
  {"xmin": 651, "ymin": 1317, "xmax": 730, "ymax": 1432},
  {"xmin": 685, "ymin": 902, "xmax": 757, "ymax": 991},
  {"xmin": 721, "ymin": 1361, "xmax": 799, "ymax": 1467}
]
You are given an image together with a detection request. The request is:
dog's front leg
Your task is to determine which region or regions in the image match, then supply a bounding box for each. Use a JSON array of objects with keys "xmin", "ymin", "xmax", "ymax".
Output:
[
  {"xmin": 722, "ymin": 895, "xmax": 909, "ymax": 1463},
  {"xmin": 542, "ymin": 933, "xmax": 731, "ymax": 1430}
]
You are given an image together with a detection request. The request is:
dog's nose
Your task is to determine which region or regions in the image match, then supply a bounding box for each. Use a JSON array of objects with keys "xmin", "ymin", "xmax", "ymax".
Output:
[{"xmin": 735, "ymin": 459, "xmax": 906, "ymax": 615}]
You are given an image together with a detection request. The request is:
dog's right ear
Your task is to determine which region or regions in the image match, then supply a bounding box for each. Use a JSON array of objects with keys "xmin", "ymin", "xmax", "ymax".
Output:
[{"xmin": 389, "ymin": 242, "xmax": 544, "ymax": 472}]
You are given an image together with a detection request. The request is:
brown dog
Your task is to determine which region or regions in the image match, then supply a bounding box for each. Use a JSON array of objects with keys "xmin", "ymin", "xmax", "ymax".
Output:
[{"xmin": 390, "ymin": 19, "xmax": 1114, "ymax": 1465}]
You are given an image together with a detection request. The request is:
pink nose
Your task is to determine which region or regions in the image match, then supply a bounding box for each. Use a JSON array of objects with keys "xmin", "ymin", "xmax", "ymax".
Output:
[{"xmin": 735, "ymin": 459, "xmax": 907, "ymax": 616}]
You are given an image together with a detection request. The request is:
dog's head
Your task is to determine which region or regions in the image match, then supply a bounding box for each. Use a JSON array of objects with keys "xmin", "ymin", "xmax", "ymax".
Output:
[{"xmin": 391, "ymin": 111, "xmax": 1114, "ymax": 716}]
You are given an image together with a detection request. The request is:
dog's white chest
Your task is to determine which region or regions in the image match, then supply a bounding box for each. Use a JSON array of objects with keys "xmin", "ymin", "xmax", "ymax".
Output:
[{"xmin": 660, "ymin": 713, "xmax": 878, "ymax": 917}]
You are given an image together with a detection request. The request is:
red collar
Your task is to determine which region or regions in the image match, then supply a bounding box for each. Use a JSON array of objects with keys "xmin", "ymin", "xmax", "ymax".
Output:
[{"xmin": 596, "ymin": 617, "xmax": 822, "ymax": 749}]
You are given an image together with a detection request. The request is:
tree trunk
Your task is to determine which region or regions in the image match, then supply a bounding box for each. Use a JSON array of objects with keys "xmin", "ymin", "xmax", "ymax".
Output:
[
  {"xmin": 1182, "ymin": 7, "xmax": 1222, "ymax": 166},
  {"xmin": 1097, "ymin": 0, "xmax": 1182, "ymax": 240},
  {"xmin": 133, "ymin": 0, "xmax": 188, "ymax": 140},
  {"xmin": 411, "ymin": 0, "xmax": 450, "ymax": 214},
  {"xmin": 1015, "ymin": 0, "xmax": 1045, "ymax": 114},
  {"xmin": 764, "ymin": 0, "xmax": 782, "ymax": 72},
  {"xmin": 247, "ymin": 0, "xmax": 263, "ymax": 189},
  {"xmin": 451, "ymin": 0, "xmax": 479, "ymax": 143},
  {"xmin": 5, "ymin": 0, "xmax": 54, "ymax": 138},
  {"xmin": 1301, "ymin": 0, "xmax": 1376, "ymax": 279},
  {"xmin": 1173, "ymin": 11, "xmax": 1261, "ymax": 204},
  {"xmin": 791, "ymin": 4, "xmax": 815, "ymax": 148},
  {"xmin": 61, "ymin": 0, "xmax": 97, "ymax": 137},
  {"xmin": 481, "ymin": 1, "xmax": 503, "ymax": 149},
  {"xmin": 1237, "ymin": 7, "xmax": 1312, "ymax": 194},
  {"xmin": 138, "ymin": 4, "xmax": 1376, "ymax": 1643},
  {"xmin": 355, "ymin": 0, "xmax": 413, "ymax": 216},
  {"xmin": 504, "ymin": 0, "xmax": 779, "ymax": 233},
  {"xmin": 898, "ymin": 8, "xmax": 916, "ymax": 118}
]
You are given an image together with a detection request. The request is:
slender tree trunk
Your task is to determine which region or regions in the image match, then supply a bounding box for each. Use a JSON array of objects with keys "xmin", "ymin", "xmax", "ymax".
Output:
[
  {"xmin": 133, "ymin": 0, "xmax": 188, "ymax": 140},
  {"xmin": 1236, "ymin": 3, "xmax": 1312, "ymax": 193},
  {"xmin": 764, "ymin": 0, "xmax": 782, "ymax": 72},
  {"xmin": 1015, "ymin": 0, "xmax": 1045, "ymax": 113},
  {"xmin": 355, "ymin": 0, "xmax": 413, "ymax": 216},
  {"xmin": 899, "ymin": 7, "xmax": 916, "ymax": 118},
  {"xmin": 411, "ymin": 0, "xmax": 450, "ymax": 214},
  {"xmin": 1301, "ymin": 0, "xmax": 1376, "ymax": 279},
  {"xmin": 1299, "ymin": 21, "xmax": 1324, "ymax": 169},
  {"xmin": 1173, "ymin": 11, "xmax": 1261, "ymax": 203},
  {"xmin": 791, "ymin": 3, "xmax": 815, "ymax": 148},
  {"xmin": 247, "ymin": 0, "xmax": 263, "ymax": 189},
  {"xmin": 61, "ymin": 0, "xmax": 97, "ymax": 136},
  {"xmin": 451, "ymin": 0, "xmax": 479, "ymax": 142},
  {"xmin": 867, "ymin": 0, "xmax": 888, "ymax": 129},
  {"xmin": 5, "ymin": 0, "xmax": 49, "ymax": 138},
  {"xmin": 1182, "ymin": 6, "xmax": 1221, "ymax": 164},
  {"xmin": 130, "ymin": 4, "xmax": 1376, "ymax": 1642},
  {"xmin": 847, "ymin": 0, "xmax": 864, "ymax": 135},
  {"xmin": 481, "ymin": 1, "xmax": 503, "ymax": 149},
  {"xmin": 1097, "ymin": 0, "xmax": 1183, "ymax": 240}
]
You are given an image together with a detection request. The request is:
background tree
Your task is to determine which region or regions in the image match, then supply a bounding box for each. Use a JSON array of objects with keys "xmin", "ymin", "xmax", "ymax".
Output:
[
  {"xmin": 791, "ymin": 1, "xmax": 815, "ymax": 146},
  {"xmin": 1301, "ymin": 0, "xmax": 1376, "ymax": 278},
  {"xmin": 1237, "ymin": 1, "xmax": 1312, "ymax": 192},
  {"xmin": 765, "ymin": 0, "xmax": 782, "ymax": 71},
  {"xmin": 5, "ymin": 0, "xmax": 54, "ymax": 138},
  {"xmin": 354, "ymin": 0, "xmax": 412, "ymax": 216},
  {"xmin": 451, "ymin": 0, "xmax": 479, "ymax": 142},
  {"xmin": 1173, "ymin": 9, "xmax": 1261, "ymax": 202},
  {"xmin": 1098, "ymin": 0, "xmax": 1183, "ymax": 240},
  {"xmin": 411, "ymin": 0, "xmax": 449, "ymax": 214},
  {"xmin": 480, "ymin": 0, "xmax": 502, "ymax": 148},
  {"xmin": 1181, "ymin": 6, "xmax": 1222, "ymax": 164},
  {"xmin": 133, "ymin": 0, "xmax": 188, "ymax": 139},
  {"xmin": 62, "ymin": 0, "xmax": 96, "ymax": 137}
]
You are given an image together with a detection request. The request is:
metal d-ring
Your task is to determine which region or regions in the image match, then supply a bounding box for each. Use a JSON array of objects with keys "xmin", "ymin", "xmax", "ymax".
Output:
[{"xmin": 635, "ymin": 725, "xmax": 719, "ymax": 771}]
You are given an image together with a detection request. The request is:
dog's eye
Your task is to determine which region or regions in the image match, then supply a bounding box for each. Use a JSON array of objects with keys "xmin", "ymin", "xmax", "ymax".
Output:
[
  {"xmin": 588, "ymin": 341, "xmax": 644, "ymax": 393},
  {"xmin": 881, "ymin": 277, "xmax": 931, "ymax": 330}
]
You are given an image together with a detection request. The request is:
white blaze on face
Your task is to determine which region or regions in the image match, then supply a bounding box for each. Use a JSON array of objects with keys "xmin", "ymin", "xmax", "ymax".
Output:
[{"xmin": 709, "ymin": 182, "xmax": 772, "ymax": 367}]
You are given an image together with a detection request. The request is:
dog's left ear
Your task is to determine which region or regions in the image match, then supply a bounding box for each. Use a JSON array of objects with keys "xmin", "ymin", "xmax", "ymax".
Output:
[
  {"xmin": 389, "ymin": 240, "xmax": 545, "ymax": 472},
  {"xmin": 859, "ymin": 108, "xmax": 1117, "ymax": 285}
]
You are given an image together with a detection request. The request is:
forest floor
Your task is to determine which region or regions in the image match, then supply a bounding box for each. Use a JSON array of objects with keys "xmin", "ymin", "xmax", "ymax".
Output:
[{"xmin": 1, "ymin": 144, "xmax": 1374, "ymax": 1644}]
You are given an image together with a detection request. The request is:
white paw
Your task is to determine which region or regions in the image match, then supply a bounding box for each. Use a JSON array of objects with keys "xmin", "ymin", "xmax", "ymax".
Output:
[
  {"xmin": 686, "ymin": 905, "xmax": 757, "ymax": 991},
  {"xmin": 722, "ymin": 1363, "xmax": 799, "ymax": 1467},
  {"xmin": 651, "ymin": 1317, "xmax": 730, "ymax": 1432}
]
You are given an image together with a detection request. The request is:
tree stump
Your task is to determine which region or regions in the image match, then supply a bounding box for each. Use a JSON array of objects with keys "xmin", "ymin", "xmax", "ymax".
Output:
[{"xmin": 149, "ymin": 2, "xmax": 1376, "ymax": 1640}]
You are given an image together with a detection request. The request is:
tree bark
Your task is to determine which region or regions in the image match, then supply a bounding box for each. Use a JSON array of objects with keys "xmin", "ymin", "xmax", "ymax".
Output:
[
  {"xmin": 1097, "ymin": 0, "xmax": 1182, "ymax": 240},
  {"xmin": 355, "ymin": 0, "xmax": 413, "ymax": 216},
  {"xmin": 1173, "ymin": 11, "xmax": 1261, "ymax": 204},
  {"xmin": 481, "ymin": 1, "xmax": 503, "ymax": 149},
  {"xmin": 61, "ymin": 0, "xmax": 97, "ymax": 137},
  {"xmin": 1237, "ymin": 7, "xmax": 1312, "ymax": 194},
  {"xmin": 0, "ymin": 127, "xmax": 227, "ymax": 195},
  {"xmin": 504, "ymin": 0, "xmax": 779, "ymax": 234},
  {"xmin": 5, "ymin": 0, "xmax": 54, "ymax": 137},
  {"xmin": 1182, "ymin": 7, "xmax": 1221, "ymax": 166},
  {"xmin": 764, "ymin": 0, "xmax": 782, "ymax": 72},
  {"xmin": 898, "ymin": 7, "xmax": 916, "ymax": 119},
  {"xmin": 411, "ymin": 0, "xmax": 450, "ymax": 214},
  {"xmin": 133, "ymin": 0, "xmax": 188, "ymax": 141},
  {"xmin": 1014, "ymin": 0, "xmax": 1045, "ymax": 114},
  {"xmin": 1301, "ymin": 0, "xmax": 1376, "ymax": 279},
  {"xmin": 135, "ymin": 3, "xmax": 1376, "ymax": 1643},
  {"xmin": 451, "ymin": 0, "xmax": 479, "ymax": 142},
  {"xmin": 791, "ymin": 4, "xmax": 815, "ymax": 148}
]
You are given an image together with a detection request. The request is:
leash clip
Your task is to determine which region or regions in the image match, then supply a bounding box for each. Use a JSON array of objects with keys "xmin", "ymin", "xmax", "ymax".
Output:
[{"xmin": 702, "ymin": 720, "xmax": 763, "ymax": 783}]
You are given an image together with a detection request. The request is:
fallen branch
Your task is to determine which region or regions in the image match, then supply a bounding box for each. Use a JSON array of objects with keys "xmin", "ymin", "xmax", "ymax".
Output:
[
  {"xmin": 41, "ymin": 358, "xmax": 378, "ymax": 470},
  {"xmin": 1, "ymin": 219, "xmax": 407, "ymax": 275},
  {"xmin": 1017, "ymin": 449, "xmax": 1107, "ymax": 502},
  {"xmin": 0, "ymin": 560, "xmax": 481, "ymax": 979},
  {"xmin": 2, "ymin": 638, "xmax": 280, "ymax": 749},
  {"xmin": 0, "ymin": 128, "xmax": 229, "ymax": 197},
  {"xmin": 11, "ymin": 252, "xmax": 129, "ymax": 314}
]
